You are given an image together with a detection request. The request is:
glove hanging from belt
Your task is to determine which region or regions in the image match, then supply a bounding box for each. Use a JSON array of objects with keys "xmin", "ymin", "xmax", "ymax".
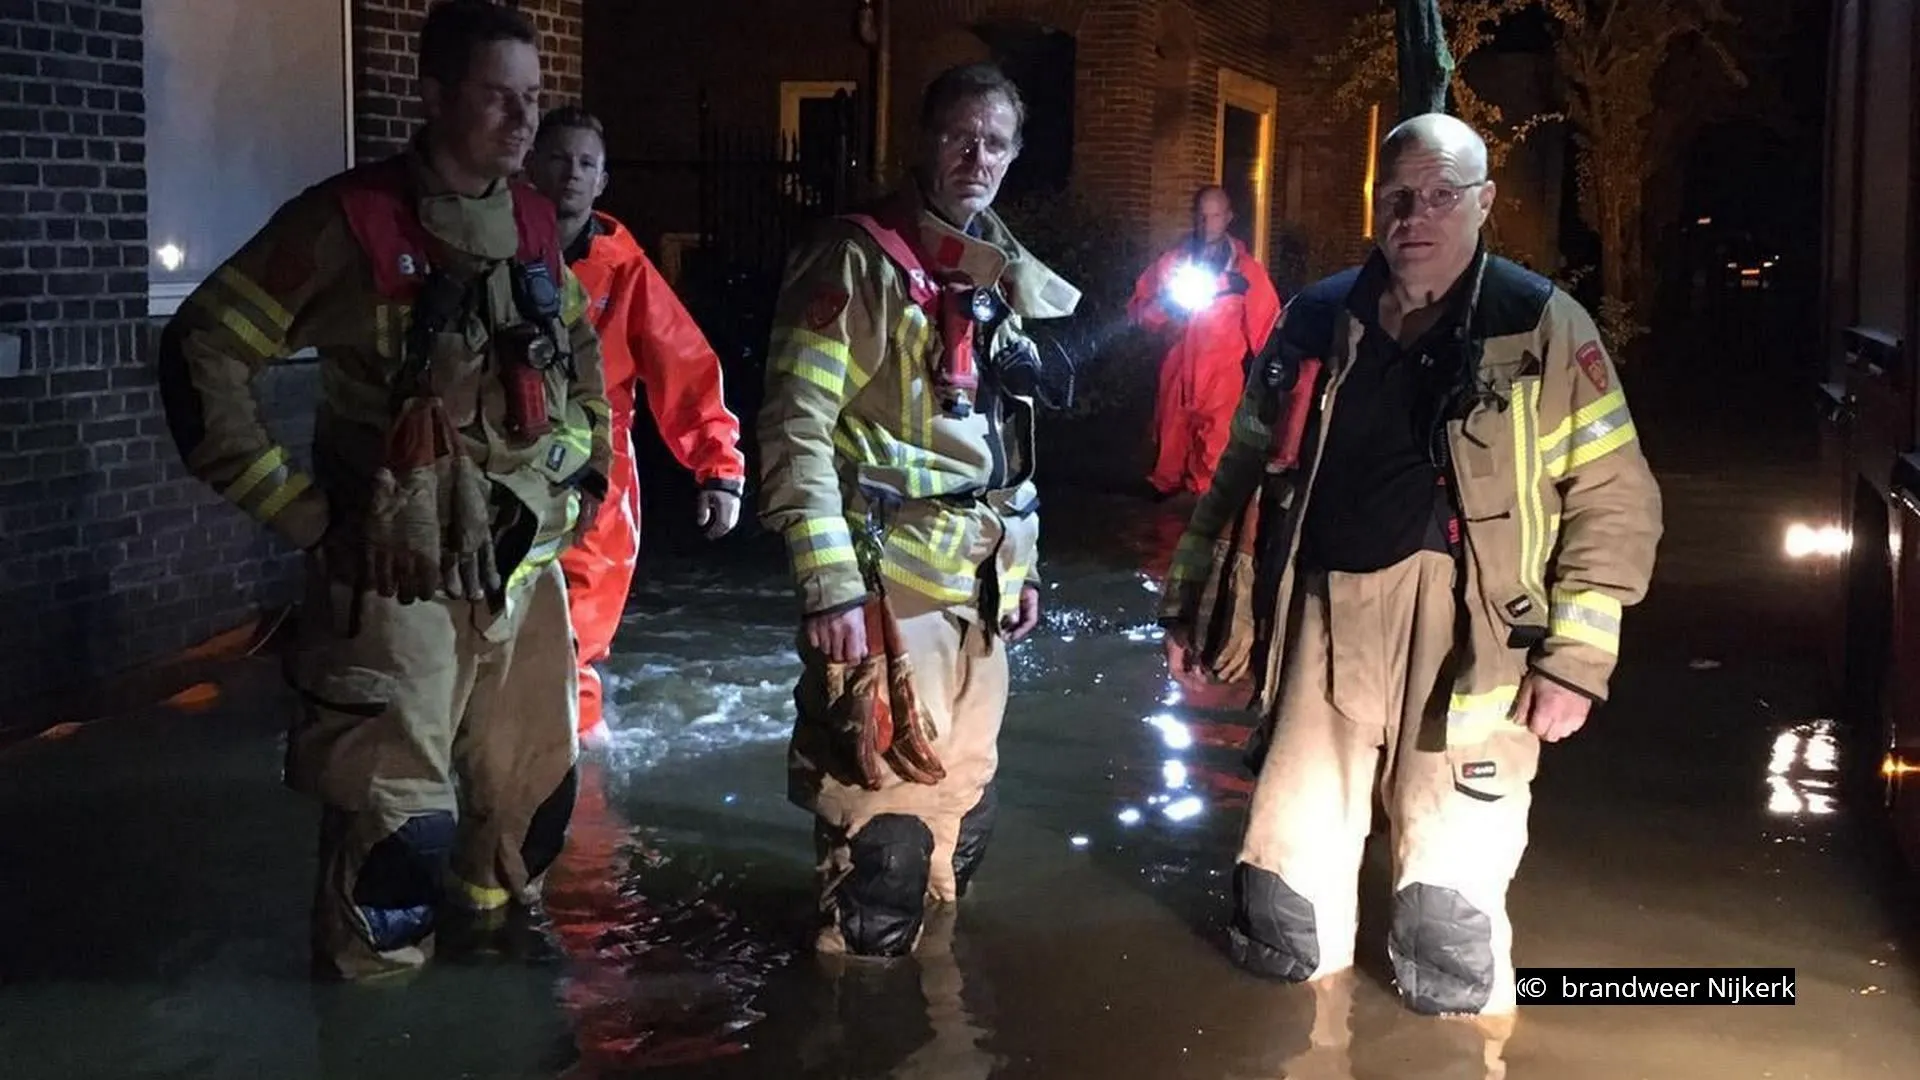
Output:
[
  {"xmin": 822, "ymin": 594, "xmax": 945, "ymax": 791},
  {"xmin": 359, "ymin": 394, "xmax": 501, "ymax": 604}
]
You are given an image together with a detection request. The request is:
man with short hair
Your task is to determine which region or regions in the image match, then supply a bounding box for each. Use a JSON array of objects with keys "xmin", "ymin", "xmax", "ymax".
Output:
[
  {"xmin": 158, "ymin": 0, "xmax": 611, "ymax": 979},
  {"xmin": 1159, "ymin": 113, "xmax": 1662, "ymax": 1015},
  {"xmin": 758, "ymin": 62, "xmax": 1082, "ymax": 958},
  {"xmin": 525, "ymin": 106, "xmax": 748, "ymax": 747},
  {"xmin": 1129, "ymin": 185, "xmax": 1282, "ymax": 497}
]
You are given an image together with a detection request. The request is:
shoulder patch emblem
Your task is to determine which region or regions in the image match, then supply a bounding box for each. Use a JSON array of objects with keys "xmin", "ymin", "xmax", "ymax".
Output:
[
  {"xmin": 1574, "ymin": 340, "xmax": 1609, "ymax": 393},
  {"xmin": 805, "ymin": 287, "xmax": 850, "ymax": 331}
]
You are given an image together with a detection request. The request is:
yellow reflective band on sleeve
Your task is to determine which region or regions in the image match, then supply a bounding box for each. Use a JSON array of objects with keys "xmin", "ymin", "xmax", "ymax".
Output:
[
  {"xmin": 1540, "ymin": 389, "xmax": 1635, "ymax": 478},
  {"xmin": 214, "ymin": 266, "xmax": 293, "ymax": 334},
  {"xmin": 225, "ymin": 446, "xmax": 289, "ymax": 505},
  {"xmin": 786, "ymin": 517, "xmax": 859, "ymax": 574},
  {"xmin": 772, "ymin": 328, "xmax": 858, "ymax": 398},
  {"xmin": 1549, "ymin": 587, "xmax": 1622, "ymax": 655},
  {"xmin": 561, "ymin": 273, "xmax": 588, "ymax": 324},
  {"xmin": 254, "ymin": 471, "xmax": 313, "ymax": 524},
  {"xmin": 215, "ymin": 305, "xmax": 280, "ymax": 359},
  {"xmin": 1510, "ymin": 380, "xmax": 1548, "ymax": 612},
  {"xmin": 582, "ymin": 397, "xmax": 612, "ymax": 423},
  {"xmin": 1446, "ymin": 684, "xmax": 1521, "ymax": 745}
]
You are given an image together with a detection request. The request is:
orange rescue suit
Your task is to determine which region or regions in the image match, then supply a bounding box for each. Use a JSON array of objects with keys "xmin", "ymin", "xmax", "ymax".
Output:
[
  {"xmin": 1129, "ymin": 236, "xmax": 1282, "ymax": 496},
  {"xmin": 560, "ymin": 211, "xmax": 747, "ymax": 737}
]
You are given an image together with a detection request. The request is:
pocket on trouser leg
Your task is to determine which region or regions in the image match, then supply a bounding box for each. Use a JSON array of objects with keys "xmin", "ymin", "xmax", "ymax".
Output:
[{"xmin": 287, "ymin": 668, "xmax": 403, "ymax": 812}]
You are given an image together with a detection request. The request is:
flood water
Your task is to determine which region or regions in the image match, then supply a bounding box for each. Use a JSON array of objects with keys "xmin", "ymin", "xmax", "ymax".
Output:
[{"xmin": 7, "ymin": 359, "xmax": 1920, "ymax": 1078}]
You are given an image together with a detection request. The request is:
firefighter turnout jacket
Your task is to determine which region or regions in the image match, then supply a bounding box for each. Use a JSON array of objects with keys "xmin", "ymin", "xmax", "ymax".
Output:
[
  {"xmin": 158, "ymin": 143, "xmax": 613, "ymax": 590},
  {"xmin": 1162, "ymin": 248, "xmax": 1662, "ymax": 744},
  {"xmin": 758, "ymin": 187, "xmax": 1082, "ymax": 624}
]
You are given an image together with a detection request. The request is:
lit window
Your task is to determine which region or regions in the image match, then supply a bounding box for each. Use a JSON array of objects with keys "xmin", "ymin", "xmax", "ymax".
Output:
[{"xmin": 146, "ymin": 2, "xmax": 354, "ymax": 317}]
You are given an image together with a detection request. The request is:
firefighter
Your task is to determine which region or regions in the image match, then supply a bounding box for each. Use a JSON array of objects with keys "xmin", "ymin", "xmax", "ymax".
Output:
[
  {"xmin": 525, "ymin": 106, "xmax": 749, "ymax": 747},
  {"xmin": 1129, "ymin": 186, "xmax": 1283, "ymax": 498},
  {"xmin": 1159, "ymin": 113, "xmax": 1663, "ymax": 1015},
  {"xmin": 758, "ymin": 62, "xmax": 1082, "ymax": 958},
  {"xmin": 157, "ymin": 0, "xmax": 613, "ymax": 979}
]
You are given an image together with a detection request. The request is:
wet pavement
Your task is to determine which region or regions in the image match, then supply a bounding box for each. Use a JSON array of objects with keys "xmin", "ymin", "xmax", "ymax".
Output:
[{"xmin": 7, "ymin": 360, "xmax": 1920, "ymax": 1078}]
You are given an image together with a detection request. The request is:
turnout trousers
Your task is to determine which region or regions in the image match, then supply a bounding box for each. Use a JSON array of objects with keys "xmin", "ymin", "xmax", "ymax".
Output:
[
  {"xmin": 1231, "ymin": 550, "xmax": 1541, "ymax": 1015},
  {"xmin": 787, "ymin": 602, "xmax": 1009, "ymax": 959},
  {"xmin": 285, "ymin": 557, "xmax": 581, "ymax": 980}
]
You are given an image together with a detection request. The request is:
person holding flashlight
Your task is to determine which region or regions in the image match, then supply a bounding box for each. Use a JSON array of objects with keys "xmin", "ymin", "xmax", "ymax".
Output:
[{"xmin": 1128, "ymin": 186, "xmax": 1282, "ymax": 498}]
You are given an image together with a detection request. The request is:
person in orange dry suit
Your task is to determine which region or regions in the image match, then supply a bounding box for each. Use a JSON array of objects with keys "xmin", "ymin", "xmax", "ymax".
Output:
[
  {"xmin": 1129, "ymin": 185, "xmax": 1283, "ymax": 497},
  {"xmin": 526, "ymin": 106, "xmax": 749, "ymax": 745}
]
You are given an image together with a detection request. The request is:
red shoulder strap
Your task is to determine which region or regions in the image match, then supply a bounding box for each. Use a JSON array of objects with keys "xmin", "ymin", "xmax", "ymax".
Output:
[
  {"xmin": 509, "ymin": 181, "xmax": 562, "ymax": 280},
  {"xmin": 332, "ymin": 156, "xmax": 437, "ymax": 299},
  {"xmin": 842, "ymin": 212, "xmax": 937, "ymax": 308}
]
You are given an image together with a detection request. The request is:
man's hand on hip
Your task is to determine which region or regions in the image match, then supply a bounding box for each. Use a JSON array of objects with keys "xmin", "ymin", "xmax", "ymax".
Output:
[
  {"xmin": 1512, "ymin": 672, "xmax": 1594, "ymax": 743},
  {"xmin": 805, "ymin": 606, "xmax": 868, "ymax": 664},
  {"xmin": 696, "ymin": 489, "xmax": 741, "ymax": 539}
]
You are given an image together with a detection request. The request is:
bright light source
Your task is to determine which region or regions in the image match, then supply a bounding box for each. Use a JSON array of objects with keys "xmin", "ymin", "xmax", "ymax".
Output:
[
  {"xmin": 1070, "ymin": 835, "xmax": 1091, "ymax": 849},
  {"xmin": 1697, "ymin": 216, "xmax": 1712, "ymax": 225},
  {"xmin": 1117, "ymin": 807, "xmax": 1143, "ymax": 826},
  {"xmin": 156, "ymin": 243, "xmax": 185, "ymax": 272},
  {"xmin": 1166, "ymin": 261, "xmax": 1219, "ymax": 313},
  {"xmin": 1784, "ymin": 522, "xmax": 1851, "ymax": 559}
]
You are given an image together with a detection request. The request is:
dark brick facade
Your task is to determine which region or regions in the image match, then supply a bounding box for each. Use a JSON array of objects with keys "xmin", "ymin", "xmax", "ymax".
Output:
[
  {"xmin": 0, "ymin": 0, "xmax": 584, "ymax": 715},
  {"xmin": 587, "ymin": 0, "xmax": 1376, "ymax": 284}
]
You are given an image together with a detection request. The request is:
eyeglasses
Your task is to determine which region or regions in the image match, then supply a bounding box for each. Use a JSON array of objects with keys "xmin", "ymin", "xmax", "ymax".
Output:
[
  {"xmin": 937, "ymin": 130, "xmax": 1019, "ymax": 164},
  {"xmin": 1375, "ymin": 180, "xmax": 1488, "ymax": 219}
]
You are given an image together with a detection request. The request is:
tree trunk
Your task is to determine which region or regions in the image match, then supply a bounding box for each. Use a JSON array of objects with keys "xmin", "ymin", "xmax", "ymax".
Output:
[{"xmin": 1395, "ymin": 0, "xmax": 1455, "ymax": 119}]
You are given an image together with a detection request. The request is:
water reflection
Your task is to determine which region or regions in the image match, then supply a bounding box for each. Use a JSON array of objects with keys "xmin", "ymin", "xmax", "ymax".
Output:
[{"xmin": 1765, "ymin": 720, "xmax": 1841, "ymax": 818}]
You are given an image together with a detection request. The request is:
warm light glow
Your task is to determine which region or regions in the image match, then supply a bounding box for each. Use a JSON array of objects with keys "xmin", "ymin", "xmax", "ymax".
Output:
[
  {"xmin": 1884, "ymin": 754, "xmax": 1920, "ymax": 778},
  {"xmin": 1167, "ymin": 261, "xmax": 1219, "ymax": 313},
  {"xmin": 1697, "ymin": 216, "xmax": 1713, "ymax": 225},
  {"xmin": 156, "ymin": 243, "xmax": 185, "ymax": 272},
  {"xmin": 1363, "ymin": 103, "xmax": 1381, "ymax": 239},
  {"xmin": 1740, "ymin": 268, "xmax": 1761, "ymax": 277},
  {"xmin": 1784, "ymin": 522, "xmax": 1852, "ymax": 559}
]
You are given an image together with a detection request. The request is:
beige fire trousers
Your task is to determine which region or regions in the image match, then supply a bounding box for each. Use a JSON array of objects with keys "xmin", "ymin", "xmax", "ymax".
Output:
[{"xmin": 1234, "ymin": 550, "xmax": 1541, "ymax": 1015}]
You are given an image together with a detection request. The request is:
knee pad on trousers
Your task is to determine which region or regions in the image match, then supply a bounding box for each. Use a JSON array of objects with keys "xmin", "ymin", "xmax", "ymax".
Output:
[
  {"xmin": 953, "ymin": 783, "xmax": 998, "ymax": 898},
  {"xmin": 354, "ymin": 810, "xmax": 456, "ymax": 953},
  {"xmin": 1388, "ymin": 882, "xmax": 1495, "ymax": 1015},
  {"xmin": 521, "ymin": 765, "xmax": 579, "ymax": 882},
  {"xmin": 837, "ymin": 814, "xmax": 934, "ymax": 958},
  {"xmin": 1228, "ymin": 862, "xmax": 1320, "ymax": 982}
]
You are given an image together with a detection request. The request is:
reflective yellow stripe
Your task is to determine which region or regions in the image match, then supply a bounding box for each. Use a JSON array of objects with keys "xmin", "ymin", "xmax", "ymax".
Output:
[
  {"xmin": 1550, "ymin": 587, "xmax": 1622, "ymax": 655},
  {"xmin": 254, "ymin": 471, "xmax": 312, "ymax": 523},
  {"xmin": 1565, "ymin": 420, "xmax": 1638, "ymax": 472},
  {"xmin": 224, "ymin": 446, "xmax": 288, "ymax": 505},
  {"xmin": 215, "ymin": 305, "xmax": 278, "ymax": 358},
  {"xmin": 1510, "ymin": 380, "xmax": 1547, "ymax": 611},
  {"xmin": 1447, "ymin": 684, "xmax": 1521, "ymax": 744},
  {"xmin": 773, "ymin": 328, "xmax": 857, "ymax": 397},
  {"xmin": 215, "ymin": 266, "xmax": 292, "ymax": 333},
  {"xmin": 506, "ymin": 533, "xmax": 569, "ymax": 592},
  {"xmin": 582, "ymin": 398, "xmax": 612, "ymax": 422},
  {"xmin": 450, "ymin": 874, "xmax": 511, "ymax": 912},
  {"xmin": 787, "ymin": 517, "xmax": 859, "ymax": 574}
]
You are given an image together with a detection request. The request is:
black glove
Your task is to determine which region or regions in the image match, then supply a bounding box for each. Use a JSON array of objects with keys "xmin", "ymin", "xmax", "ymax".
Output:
[{"xmin": 991, "ymin": 323, "xmax": 1091, "ymax": 411}]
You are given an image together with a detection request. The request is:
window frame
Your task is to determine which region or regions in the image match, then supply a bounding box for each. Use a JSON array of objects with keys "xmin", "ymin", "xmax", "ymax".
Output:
[
  {"xmin": 1213, "ymin": 68, "xmax": 1278, "ymax": 267},
  {"xmin": 147, "ymin": 1, "xmax": 356, "ymax": 319}
]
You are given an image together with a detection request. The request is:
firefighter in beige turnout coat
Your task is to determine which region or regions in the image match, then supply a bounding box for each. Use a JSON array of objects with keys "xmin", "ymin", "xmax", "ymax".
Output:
[
  {"xmin": 759, "ymin": 64, "xmax": 1081, "ymax": 957},
  {"xmin": 1160, "ymin": 114, "xmax": 1662, "ymax": 1015}
]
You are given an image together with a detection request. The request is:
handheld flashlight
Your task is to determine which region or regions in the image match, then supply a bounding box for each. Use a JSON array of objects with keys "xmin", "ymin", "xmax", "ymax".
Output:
[{"xmin": 1166, "ymin": 260, "xmax": 1220, "ymax": 314}]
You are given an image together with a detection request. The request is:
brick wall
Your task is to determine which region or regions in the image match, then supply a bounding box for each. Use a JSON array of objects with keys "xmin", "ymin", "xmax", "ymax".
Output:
[
  {"xmin": 0, "ymin": 0, "xmax": 586, "ymax": 716},
  {"xmin": 354, "ymin": 0, "xmax": 583, "ymax": 162}
]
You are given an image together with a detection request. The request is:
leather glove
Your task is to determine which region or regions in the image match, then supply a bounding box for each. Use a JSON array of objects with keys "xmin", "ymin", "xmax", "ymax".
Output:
[
  {"xmin": 365, "ymin": 396, "xmax": 459, "ymax": 604},
  {"xmin": 442, "ymin": 451, "xmax": 502, "ymax": 601},
  {"xmin": 873, "ymin": 593, "xmax": 944, "ymax": 785},
  {"xmin": 824, "ymin": 655, "xmax": 894, "ymax": 792}
]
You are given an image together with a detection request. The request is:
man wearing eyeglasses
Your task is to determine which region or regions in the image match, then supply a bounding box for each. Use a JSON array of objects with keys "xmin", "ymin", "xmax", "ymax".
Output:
[
  {"xmin": 758, "ymin": 63, "xmax": 1081, "ymax": 959},
  {"xmin": 1158, "ymin": 113, "xmax": 1662, "ymax": 1016}
]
